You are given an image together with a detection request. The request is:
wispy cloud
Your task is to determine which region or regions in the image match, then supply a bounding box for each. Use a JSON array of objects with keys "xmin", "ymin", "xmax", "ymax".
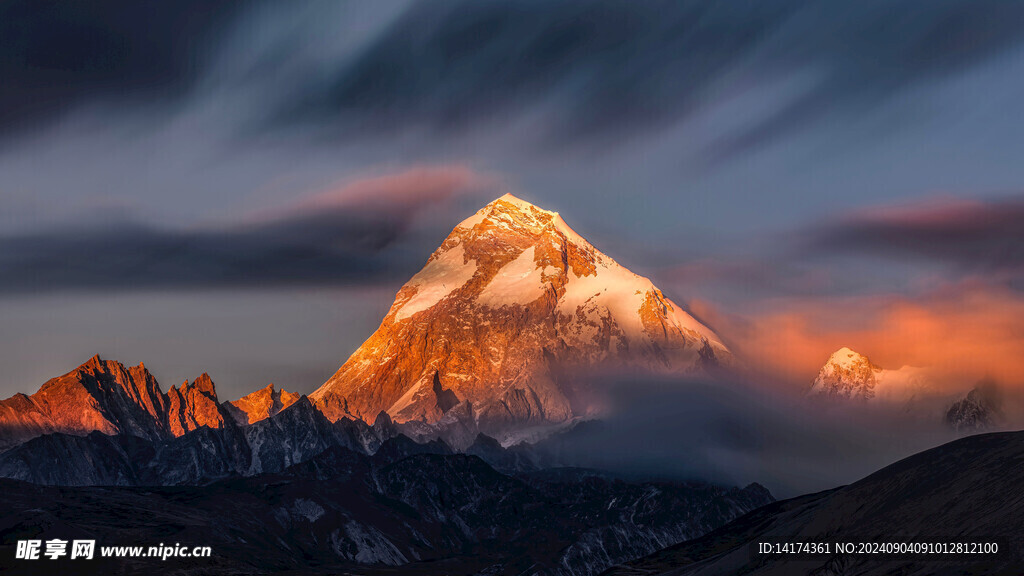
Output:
[
  {"xmin": 0, "ymin": 166, "xmax": 492, "ymax": 293},
  {"xmin": 808, "ymin": 195, "xmax": 1024, "ymax": 284},
  {"xmin": 5, "ymin": 1, "xmax": 1024, "ymax": 159},
  {"xmin": 273, "ymin": 0, "xmax": 1024, "ymax": 156}
]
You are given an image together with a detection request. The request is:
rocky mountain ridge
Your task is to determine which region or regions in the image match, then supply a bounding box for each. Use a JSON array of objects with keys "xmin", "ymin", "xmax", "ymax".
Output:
[
  {"xmin": 0, "ymin": 355, "xmax": 298, "ymax": 451},
  {"xmin": 944, "ymin": 381, "xmax": 1002, "ymax": 433},
  {"xmin": 0, "ymin": 395, "xmax": 412, "ymax": 486}
]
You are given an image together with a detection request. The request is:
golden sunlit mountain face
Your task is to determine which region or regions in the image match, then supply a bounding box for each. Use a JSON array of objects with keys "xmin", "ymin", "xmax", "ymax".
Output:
[{"xmin": 311, "ymin": 194, "xmax": 728, "ymax": 442}]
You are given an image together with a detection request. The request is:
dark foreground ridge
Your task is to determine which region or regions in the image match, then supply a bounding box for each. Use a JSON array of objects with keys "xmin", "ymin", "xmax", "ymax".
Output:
[
  {"xmin": 0, "ymin": 443, "xmax": 770, "ymax": 576},
  {"xmin": 604, "ymin": 430, "xmax": 1024, "ymax": 576}
]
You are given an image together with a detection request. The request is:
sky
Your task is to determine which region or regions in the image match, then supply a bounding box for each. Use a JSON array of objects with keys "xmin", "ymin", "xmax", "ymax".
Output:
[{"xmin": 2, "ymin": 0, "xmax": 1024, "ymax": 402}]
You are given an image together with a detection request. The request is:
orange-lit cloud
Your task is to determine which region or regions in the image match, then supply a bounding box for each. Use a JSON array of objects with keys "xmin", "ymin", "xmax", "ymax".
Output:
[
  {"xmin": 697, "ymin": 283, "xmax": 1024, "ymax": 394},
  {"xmin": 284, "ymin": 165, "xmax": 494, "ymax": 217},
  {"xmin": 668, "ymin": 194, "xmax": 1024, "ymax": 395}
]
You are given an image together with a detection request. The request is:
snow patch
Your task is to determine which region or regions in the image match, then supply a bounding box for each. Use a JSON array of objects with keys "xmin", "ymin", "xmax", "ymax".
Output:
[
  {"xmin": 291, "ymin": 498, "xmax": 325, "ymax": 523},
  {"xmin": 828, "ymin": 347, "xmax": 867, "ymax": 368},
  {"xmin": 556, "ymin": 259, "xmax": 723, "ymax": 350},
  {"xmin": 662, "ymin": 295, "xmax": 725, "ymax": 347},
  {"xmin": 396, "ymin": 244, "xmax": 477, "ymax": 321},
  {"xmin": 551, "ymin": 213, "xmax": 592, "ymax": 252},
  {"xmin": 478, "ymin": 246, "xmax": 548, "ymax": 308},
  {"xmin": 557, "ymin": 260, "xmax": 652, "ymax": 341},
  {"xmin": 387, "ymin": 376, "xmax": 430, "ymax": 416},
  {"xmin": 495, "ymin": 193, "xmax": 544, "ymax": 212},
  {"xmin": 874, "ymin": 366, "xmax": 931, "ymax": 403},
  {"xmin": 331, "ymin": 522, "xmax": 408, "ymax": 565},
  {"xmin": 455, "ymin": 209, "xmax": 487, "ymax": 230}
]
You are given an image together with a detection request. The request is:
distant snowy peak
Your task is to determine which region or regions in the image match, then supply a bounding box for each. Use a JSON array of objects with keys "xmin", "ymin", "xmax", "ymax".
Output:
[
  {"xmin": 808, "ymin": 347, "xmax": 927, "ymax": 403},
  {"xmin": 809, "ymin": 347, "xmax": 880, "ymax": 400},
  {"xmin": 312, "ymin": 193, "xmax": 729, "ymax": 437}
]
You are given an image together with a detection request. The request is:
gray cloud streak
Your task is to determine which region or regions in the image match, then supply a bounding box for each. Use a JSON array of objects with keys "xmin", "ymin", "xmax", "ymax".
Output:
[
  {"xmin": 0, "ymin": 166, "xmax": 490, "ymax": 293},
  {"xmin": 808, "ymin": 194, "xmax": 1024, "ymax": 282},
  {"xmin": 4, "ymin": 1, "xmax": 1024, "ymax": 159}
]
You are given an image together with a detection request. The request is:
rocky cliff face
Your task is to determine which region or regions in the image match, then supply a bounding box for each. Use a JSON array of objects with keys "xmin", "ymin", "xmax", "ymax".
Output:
[
  {"xmin": 167, "ymin": 373, "xmax": 230, "ymax": 435},
  {"xmin": 224, "ymin": 383, "xmax": 301, "ymax": 425},
  {"xmin": 0, "ymin": 355, "xmax": 168, "ymax": 450},
  {"xmin": 945, "ymin": 381, "xmax": 1002, "ymax": 433},
  {"xmin": 311, "ymin": 194, "xmax": 729, "ymax": 438},
  {"xmin": 0, "ymin": 396, "xmax": 397, "ymax": 486},
  {"xmin": 0, "ymin": 356, "xmax": 298, "ymax": 450}
]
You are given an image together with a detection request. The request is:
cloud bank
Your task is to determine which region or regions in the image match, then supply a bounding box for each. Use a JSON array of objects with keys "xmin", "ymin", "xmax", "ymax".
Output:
[
  {"xmin": 0, "ymin": 166, "xmax": 491, "ymax": 292},
  {"xmin": 536, "ymin": 374, "xmax": 957, "ymax": 497},
  {"xmin": 810, "ymin": 195, "xmax": 1024, "ymax": 285}
]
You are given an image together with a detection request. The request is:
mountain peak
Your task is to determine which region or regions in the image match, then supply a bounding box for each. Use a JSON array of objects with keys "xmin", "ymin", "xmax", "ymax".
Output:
[
  {"xmin": 493, "ymin": 192, "xmax": 549, "ymax": 213},
  {"xmin": 809, "ymin": 347, "xmax": 880, "ymax": 400},
  {"xmin": 79, "ymin": 354, "xmax": 113, "ymax": 375},
  {"xmin": 188, "ymin": 373, "xmax": 217, "ymax": 396},
  {"xmin": 313, "ymin": 191, "xmax": 730, "ymax": 438},
  {"xmin": 827, "ymin": 347, "xmax": 871, "ymax": 368},
  {"xmin": 946, "ymin": 380, "xmax": 1002, "ymax": 433},
  {"xmin": 1, "ymin": 355, "xmax": 170, "ymax": 448},
  {"xmin": 809, "ymin": 347, "xmax": 934, "ymax": 405},
  {"xmin": 226, "ymin": 382, "xmax": 300, "ymax": 425},
  {"xmin": 166, "ymin": 373, "xmax": 226, "ymax": 435},
  {"xmin": 452, "ymin": 193, "xmax": 590, "ymax": 249}
]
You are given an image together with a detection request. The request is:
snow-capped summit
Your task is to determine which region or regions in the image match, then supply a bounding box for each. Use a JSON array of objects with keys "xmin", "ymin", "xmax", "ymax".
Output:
[
  {"xmin": 311, "ymin": 193, "xmax": 729, "ymax": 438},
  {"xmin": 809, "ymin": 347, "xmax": 880, "ymax": 400},
  {"xmin": 808, "ymin": 347, "xmax": 927, "ymax": 403}
]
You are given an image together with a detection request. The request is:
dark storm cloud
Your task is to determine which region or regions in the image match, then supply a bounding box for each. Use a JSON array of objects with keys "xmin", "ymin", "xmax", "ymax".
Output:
[
  {"xmin": 0, "ymin": 0, "xmax": 244, "ymax": 140},
  {"xmin": 809, "ymin": 195, "xmax": 1024, "ymax": 281},
  {"xmin": 6, "ymin": 1, "xmax": 1024, "ymax": 156},
  {"xmin": 0, "ymin": 210, "xmax": 400, "ymax": 293},
  {"xmin": 281, "ymin": 0, "xmax": 798, "ymax": 144},
  {"xmin": 0, "ymin": 166, "xmax": 488, "ymax": 293},
  {"xmin": 278, "ymin": 0, "xmax": 1024, "ymax": 154}
]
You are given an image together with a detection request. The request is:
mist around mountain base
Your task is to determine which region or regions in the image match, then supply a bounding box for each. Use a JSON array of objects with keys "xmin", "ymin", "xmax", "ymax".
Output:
[{"xmin": 541, "ymin": 369, "xmax": 984, "ymax": 498}]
